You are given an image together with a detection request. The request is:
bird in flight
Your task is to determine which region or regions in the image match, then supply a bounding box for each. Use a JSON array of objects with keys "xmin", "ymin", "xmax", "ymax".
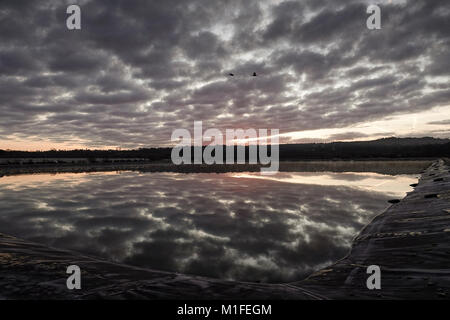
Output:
[{"xmin": 227, "ymin": 72, "xmax": 258, "ymax": 77}]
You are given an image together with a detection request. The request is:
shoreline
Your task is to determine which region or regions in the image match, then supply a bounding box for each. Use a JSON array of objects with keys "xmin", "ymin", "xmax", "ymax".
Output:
[
  {"xmin": 291, "ymin": 159, "xmax": 450, "ymax": 299},
  {"xmin": 0, "ymin": 159, "xmax": 433, "ymax": 176},
  {"xmin": 0, "ymin": 159, "xmax": 448, "ymax": 299}
]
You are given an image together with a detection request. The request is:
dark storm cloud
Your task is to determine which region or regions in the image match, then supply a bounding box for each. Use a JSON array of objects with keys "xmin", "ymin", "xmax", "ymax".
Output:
[
  {"xmin": 0, "ymin": 0, "xmax": 449, "ymax": 148},
  {"xmin": 428, "ymin": 119, "xmax": 450, "ymax": 125}
]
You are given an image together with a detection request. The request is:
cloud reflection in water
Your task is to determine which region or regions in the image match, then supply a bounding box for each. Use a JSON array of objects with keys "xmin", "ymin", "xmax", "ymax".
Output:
[{"xmin": 0, "ymin": 171, "xmax": 417, "ymax": 282}]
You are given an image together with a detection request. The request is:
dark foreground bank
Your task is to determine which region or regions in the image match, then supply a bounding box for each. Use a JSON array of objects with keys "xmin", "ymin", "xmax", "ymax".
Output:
[{"xmin": 291, "ymin": 159, "xmax": 450, "ymax": 299}]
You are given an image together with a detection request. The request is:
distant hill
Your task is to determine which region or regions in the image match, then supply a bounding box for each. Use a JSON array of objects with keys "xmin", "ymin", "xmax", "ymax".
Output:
[
  {"xmin": 364, "ymin": 137, "xmax": 450, "ymax": 146},
  {"xmin": 279, "ymin": 137, "xmax": 450, "ymax": 160},
  {"xmin": 284, "ymin": 137, "xmax": 450, "ymax": 148}
]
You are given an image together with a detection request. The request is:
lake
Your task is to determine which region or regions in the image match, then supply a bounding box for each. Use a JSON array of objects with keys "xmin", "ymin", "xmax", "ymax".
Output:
[{"xmin": 0, "ymin": 162, "xmax": 426, "ymax": 283}]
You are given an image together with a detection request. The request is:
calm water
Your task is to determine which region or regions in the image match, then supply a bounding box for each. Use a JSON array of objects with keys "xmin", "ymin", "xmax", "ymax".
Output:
[{"xmin": 0, "ymin": 168, "xmax": 420, "ymax": 282}]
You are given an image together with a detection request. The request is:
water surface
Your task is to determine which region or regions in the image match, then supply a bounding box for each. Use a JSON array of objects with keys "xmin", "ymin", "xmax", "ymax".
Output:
[{"xmin": 0, "ymin": 167, "xmax": 420, "ymax": 282}]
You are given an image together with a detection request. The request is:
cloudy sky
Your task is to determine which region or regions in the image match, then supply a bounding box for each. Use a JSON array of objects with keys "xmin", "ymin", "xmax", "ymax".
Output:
[{"xmin": 0, "ymin": 0, "xmax": 449, "ymax": 150}]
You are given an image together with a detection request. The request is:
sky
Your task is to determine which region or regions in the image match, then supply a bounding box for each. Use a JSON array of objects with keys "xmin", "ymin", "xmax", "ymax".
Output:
[{"xmin": 0, "ymin": 0, "xmax": 449, "ymax": 150}]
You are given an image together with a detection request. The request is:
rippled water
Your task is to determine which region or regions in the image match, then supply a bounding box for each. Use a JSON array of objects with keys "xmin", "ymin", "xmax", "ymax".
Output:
[{"xmin": 0, "ymin": 167, "xmax": 420, "ymax": 282}]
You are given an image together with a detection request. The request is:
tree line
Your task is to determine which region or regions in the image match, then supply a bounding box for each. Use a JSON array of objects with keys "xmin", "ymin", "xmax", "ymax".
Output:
[{"xmin": 1, "ymin": 138, "xmax": 449, "ymax": 162}]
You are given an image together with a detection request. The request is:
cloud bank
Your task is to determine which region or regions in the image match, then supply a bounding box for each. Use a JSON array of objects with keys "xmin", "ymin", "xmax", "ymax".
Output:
[{"xmin": 0, "ymin": 0, "xmax": 449, "ymax": 149}]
